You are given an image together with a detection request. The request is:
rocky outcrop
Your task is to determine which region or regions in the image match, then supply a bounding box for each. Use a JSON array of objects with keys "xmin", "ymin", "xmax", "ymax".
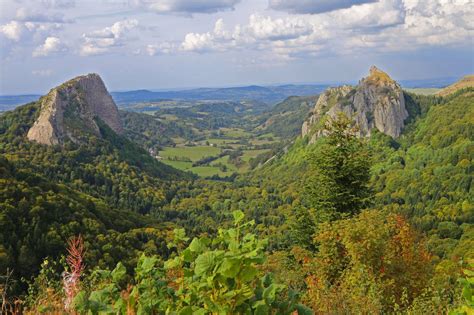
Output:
[
  {"xmin": 27, "ymin": 73, "xmax": 123, "ymax": 145},
  {"xmin": 302, "ymin": 66, "xmax": 408, "ymax": 140}
]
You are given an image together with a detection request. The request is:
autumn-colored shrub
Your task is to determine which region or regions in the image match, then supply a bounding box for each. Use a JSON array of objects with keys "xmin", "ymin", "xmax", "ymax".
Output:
[{"xmin": 304, "ymin": 210, "xmax": 433, "ymax": 313}]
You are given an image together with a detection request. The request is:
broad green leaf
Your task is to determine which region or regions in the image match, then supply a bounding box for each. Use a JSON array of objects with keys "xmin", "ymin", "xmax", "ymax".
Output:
[
  {"xmin": 111, "ymin": 262, "xmax": 127, "ymax": 283},
  {"xmin": 173, "ymin": 228, "xmax": 189, "ymax": 242},
  {"xmin": 253, "ymin": 300, "xmax": 269, "ymax": 315},
  {"xmin": 233, "ymin": 210, "xmax": 245, "ymax": 224},
  {"xmin": 182, "ymin": 248, "xmax": 194, "ymax": 262},
  {"xmin": 164, "ymin": 256, "xmax": 180, "ymax": 269},
  {"xmin": 295, "ymin": 303, "xmax": 315, "ymax": 315},
  {"xmin": 229, "ymin": 238, "xmax": 239, "ymax": 252},
  {"xmin": 462, "ymin": 286, "xmax": 472, "ymax": 302},
  {"xmin": 263, "ymin": 284, "xmax": 278, "ymax": 303},
  {"xmin": 195, "ymin": 252, "xmax": 215, "ymax": 276},
  {"xmin": 139, "ymin": 255, "xmax": 156, "ymax": 273},
  {"xmin": 240, "ymin": 266, "xmax": 258, "ymax": 282},
  {"xmin": 218, "ymin": 257, "xmax": 240, "ymax": 278},
  {"xmin": 178, "ymin": 306, "xmax": 194, "ymax": 315},
  {"xmin": 71, "ymin": 291, "xmax": 88, "ymax": 312},
  {"xmin": 193, "ymin": 308, "xmax": 208, "ymax": 315},
  {"xmin": 189, "ymin": 238, "xmax": 205, "ymax": 253}
]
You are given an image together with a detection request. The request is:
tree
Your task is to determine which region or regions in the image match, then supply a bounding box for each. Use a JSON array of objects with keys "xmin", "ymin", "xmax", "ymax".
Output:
[
  {"xmin": 305, "ymin": 113, "xmax": 373, "ymax": 221},
  {"xmin": 304, "ymin": 210, "xmax": 433, "ymax": 313},
  {"xmin": 293, "ymin": 113, "xmax": 373, "ymax": 248}
]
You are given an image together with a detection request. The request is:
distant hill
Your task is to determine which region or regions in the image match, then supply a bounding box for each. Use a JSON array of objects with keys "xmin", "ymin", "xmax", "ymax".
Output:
[
  {"xmin": 111, "ymin": 84, "xmax": 328, "ymax": 106},
  {"xmin": 436, "ymin": 75, "xmax": 474, "ymax": 96},
  {"xmin": 3, "ymin": 79, "xmax": 460, "ymax": 112},
  {"xmin": 0, "ymin": 94, "xmax": 41, "ymax": 111},
  {"xmin": 257, "ymin": 95, "xmax": 317, "ymax": 139},
  {"xmin": 404, "ymin": 88, "xmax": 440, "ymax": 95},
  {"xmin": 398, "ymin": 77, "xmax": 458, "ymax": 88}
]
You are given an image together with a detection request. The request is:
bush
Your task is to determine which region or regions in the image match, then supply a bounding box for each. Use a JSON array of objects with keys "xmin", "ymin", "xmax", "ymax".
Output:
[{"xmin": 72, "ymin": 211, "xmax": 311, "ymax": 314}]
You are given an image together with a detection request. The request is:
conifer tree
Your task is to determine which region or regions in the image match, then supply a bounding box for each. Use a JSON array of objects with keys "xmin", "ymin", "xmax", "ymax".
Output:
[{"xmin": 293, "ymin": 113, "xmax": 373, "ymax": 248}]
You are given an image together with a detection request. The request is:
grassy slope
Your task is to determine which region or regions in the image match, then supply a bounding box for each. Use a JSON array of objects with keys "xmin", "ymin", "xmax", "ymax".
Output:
[{"xmin": 436, "ymin": 75, "xmax": 474, "ymax": 96}]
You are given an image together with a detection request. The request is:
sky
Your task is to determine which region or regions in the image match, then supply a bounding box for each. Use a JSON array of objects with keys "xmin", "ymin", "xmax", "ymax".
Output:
[{"xmin": 0, "ymin": 0, "xmax": 473, "ymax": 94}]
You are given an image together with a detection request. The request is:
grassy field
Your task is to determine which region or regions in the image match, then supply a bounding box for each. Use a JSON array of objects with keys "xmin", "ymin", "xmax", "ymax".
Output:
[
  {"xmin": 241, "ymin": 149, "xmax": 269, "ymax": 162},
  {"xmin": 191, "ymin": 166, "xmax": 233, "ymax": 177},
  {"xmin": 210, "ymin": 155, "xmax": 239, "ymax": 171},
  {"xmin": 219, "ymin": 128, "xmax": 252, "ymax": 138},
  {"xmin": 405, "ymin": 88, "xmax": 440, "ymax": 95},
  {"xmin": 161, "ymin": 160, "xmax": 193, "ymax": 170},
  {"xmin": 156, "ymin": 124, "xmax": 275, "ymax": 178},
  {"xmin": 159, "ymin": 146, "xmax": 221, "ymax": 161},
  {"xmin": 161, "ymin": 159, "xmax": 235, "ymax": 177}
]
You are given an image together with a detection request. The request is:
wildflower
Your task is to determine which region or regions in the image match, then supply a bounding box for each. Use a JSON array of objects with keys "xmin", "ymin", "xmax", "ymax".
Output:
[{"xmin": 62, "ymin": 235, "xmax": 85, "ymax": 312}]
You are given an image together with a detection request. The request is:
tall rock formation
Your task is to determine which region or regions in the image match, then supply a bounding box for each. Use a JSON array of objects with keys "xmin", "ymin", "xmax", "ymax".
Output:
[
  {"xmin": 27, "ymin": 73, "xmax": 123, "ymax": 145},
  {"xmin": 302, "ymin": 66, "xmax": 408, "ymax": 140}
]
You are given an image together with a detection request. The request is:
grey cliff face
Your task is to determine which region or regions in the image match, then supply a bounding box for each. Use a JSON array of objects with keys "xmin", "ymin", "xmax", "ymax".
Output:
[
  {"xmin": 302, "ymin": 66, "xmax": 408, "ymax": 140},
  {"xmin": 27, "ymin": 73, "xmax": 123, "ymax": 145}
]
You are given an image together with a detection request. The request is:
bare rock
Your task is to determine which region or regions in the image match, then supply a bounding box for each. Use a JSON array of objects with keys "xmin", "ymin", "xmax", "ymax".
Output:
[
  {"xmin": 27, "ymin": 73, "xmax": 123, "ymax": 145},
  {"xmin": 302, "ymin": 66, "xmax": 408, "ymax": 140}
]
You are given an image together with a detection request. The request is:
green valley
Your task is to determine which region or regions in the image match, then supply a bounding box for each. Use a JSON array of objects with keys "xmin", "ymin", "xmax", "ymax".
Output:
[{"xmin": 0, "ymin": 68, "xmax": 472, "ymax": 314}]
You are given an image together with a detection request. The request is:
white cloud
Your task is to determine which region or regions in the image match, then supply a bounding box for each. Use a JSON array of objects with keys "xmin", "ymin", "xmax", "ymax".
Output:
[
  {"xmin": 80, "ymin": 19, "xmax": 139, "ymax": 56},
  {"xmin": 339, "ymin": 0, "xmax": 474, "ymax": 52},
  {"xmin": 134, "ymin": 0, "xmax": 241, "ymax": 14},
  {"xmin": 33, "ymin": 36, "xmax": 67, "ymax": 57},
  {"xmin": 87, "ymin": 19, "xmax": 139, "ymax": 39},
  {"xmin": 0, "ymin": 21, "xmax": 25, "ymax": 41},
  {"xmin": 247, "ymin": 14, "xmax": 313, "ymax": 40},
  {"xmin": 15, "ymin": 8, "xmax": 72, "ymax": 23},
  {"xmin": 269, "ymin": 0, "xmax": 377, "ymax": 14},
  {"xmin": 181, "ymin": 32, "xmax": 217, "ymax": 52},
  {"xmin": 177, "ymin": 0, "xmax": 473, "ymax": 59},
  {"xmin": 0, "ymin": 4, "xmax": 71, "ymax": 58},
  {"xmin": 32, "ymin": 69, "xmax": 53, "ymax": 76},
  {"xmin": 180, "ymin": 15, "xmax": 314, "ymax": 52},
  {"xmin": 39, "ymin": 0, "xmax": 75, "ymax": 9},
  {"xmin": 326, "ymin": 0, "xmax": 406, "ymax": 30},
  {"xmin": 146, "ymin": 42, "xmax": 176, "ymax": 55},
  {"xmin": 79, "ymin": 44, "xmax": 109, "ymax": 56}
]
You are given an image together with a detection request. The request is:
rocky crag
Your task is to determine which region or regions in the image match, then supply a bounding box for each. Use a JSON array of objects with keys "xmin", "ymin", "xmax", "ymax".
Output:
[
  {"xmin": 302, "ymin": 66, "xmax": 408, "ymax": 141},
  {"xmin": 27, "ymin": 73, "xmax": 123, "ymax": 145}
]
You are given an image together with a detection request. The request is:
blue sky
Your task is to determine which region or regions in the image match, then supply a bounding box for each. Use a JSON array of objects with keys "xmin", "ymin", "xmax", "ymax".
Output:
[{"xmin": 0, "ymin": 0, "xmax": 473, "ymax": 94}]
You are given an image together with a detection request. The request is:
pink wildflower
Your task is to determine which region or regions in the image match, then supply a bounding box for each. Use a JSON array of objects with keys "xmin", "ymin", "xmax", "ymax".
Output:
[{"xmin": 63, "ymin": 235, "xmax": 85, "ymax": 312}]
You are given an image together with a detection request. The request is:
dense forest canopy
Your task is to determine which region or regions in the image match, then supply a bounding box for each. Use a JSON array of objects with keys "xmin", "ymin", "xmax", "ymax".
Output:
[{"xmin": 0, "ymin": 83, "xmax": 472, "ymax": 313}]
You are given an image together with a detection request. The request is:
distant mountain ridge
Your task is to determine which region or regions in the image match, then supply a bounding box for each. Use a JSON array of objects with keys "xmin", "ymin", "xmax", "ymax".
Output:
[
  {"xmin": 111, "ymin": 84, "xmax": 328, "ymax": 105},
  {"xmin": 1, "ymin": 77, "xmax": 463, "ymax": 111}
]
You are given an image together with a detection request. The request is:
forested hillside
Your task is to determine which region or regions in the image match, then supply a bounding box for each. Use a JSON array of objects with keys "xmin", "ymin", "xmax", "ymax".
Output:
[
  {"xmin": 0, "ymin": 101, "xmax": 189, "ymax": 293},
  {"xmin": 0, "ymin": 84, "xmax": 472, "ymax": 313}
]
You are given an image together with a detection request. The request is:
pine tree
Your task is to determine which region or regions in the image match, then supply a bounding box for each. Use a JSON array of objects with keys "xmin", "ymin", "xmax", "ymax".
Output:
[{"xmin": 306, "ymin": 113, "xmax": 373, "ymax": 221}]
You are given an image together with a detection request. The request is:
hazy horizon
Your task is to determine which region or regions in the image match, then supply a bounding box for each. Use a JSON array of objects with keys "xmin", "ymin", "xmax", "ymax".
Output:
[
  {"xmin": 0, "ymin": 74, "xmax": 461, "ymax": 97},
  {"xmin": 1, "ymin": 0, "xmax": 473, "ymax": 94}
]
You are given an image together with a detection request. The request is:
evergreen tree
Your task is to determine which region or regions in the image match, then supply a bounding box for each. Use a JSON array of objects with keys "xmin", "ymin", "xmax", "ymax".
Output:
[
  {"xmin": 293, "ymin": 113, "xmax": 373, "ymax": 248},
  {"xmin": 306, "ymin": 113, "xmax": 373, "ymax": 220}
]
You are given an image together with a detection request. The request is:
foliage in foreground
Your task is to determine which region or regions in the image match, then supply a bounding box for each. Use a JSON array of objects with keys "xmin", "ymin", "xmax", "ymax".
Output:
[
  {"xmin": 25, "ymin": 211, "xmax": 311, "ymax": 314},
  {"xmin": 449, "ymin": 260, "xmax": 474, "ymax": 315}
]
